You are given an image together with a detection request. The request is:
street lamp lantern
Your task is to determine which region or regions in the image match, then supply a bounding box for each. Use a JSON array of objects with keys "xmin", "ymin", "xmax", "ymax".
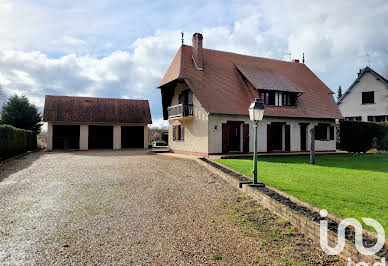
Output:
[
  {"xmin": 249, "ymin": 98, "xmax": 265, "ymax": 122},
  {"xmin": 249, "ymin": 98, "xmax": 265, "ymax": 186}
]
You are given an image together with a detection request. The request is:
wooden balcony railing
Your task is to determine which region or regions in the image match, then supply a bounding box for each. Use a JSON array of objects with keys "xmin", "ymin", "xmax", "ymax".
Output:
[{"xmin": 168, "ymin": 104, "xmax": 193, "ymax": 119}]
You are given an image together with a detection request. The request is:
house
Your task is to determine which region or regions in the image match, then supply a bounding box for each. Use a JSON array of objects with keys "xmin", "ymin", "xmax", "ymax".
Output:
[
  {"xmin": 157, "ymin": 33, "xmax": 342, "ymax": 156},
  {"xmin": 43, "ymin": 95, "xmax": 152, "ymax": 150},
  {"xmin": 338, "ymin": 67, "xmax": 388, "ymax": 122}
]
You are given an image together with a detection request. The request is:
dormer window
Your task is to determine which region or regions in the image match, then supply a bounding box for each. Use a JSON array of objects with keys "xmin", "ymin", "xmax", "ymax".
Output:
[{"xmin": 259, "ymin": 90, "xmax": 297, "ymax": 107}]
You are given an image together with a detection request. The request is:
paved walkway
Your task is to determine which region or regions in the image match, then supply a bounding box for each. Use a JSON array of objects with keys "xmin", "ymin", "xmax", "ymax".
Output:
[{"xmin": 0, "ymin": 150, "xmax": 339, "ymax": 265}]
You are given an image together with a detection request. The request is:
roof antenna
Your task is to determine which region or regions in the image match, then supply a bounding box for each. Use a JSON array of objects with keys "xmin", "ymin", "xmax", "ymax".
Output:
[
  {"xmin": 282, "ymin": 51, "xmax": 291, "ymax": 62},
  {"xmin": 181, "ymin": 32, "xmax": 184, "ymax": 45},
  {"xmin": 359, "ymin": 52, "xmax": 375, "ymax": 67},
  {"xmin": 302, "ymin": 53, "xmax": 305, "ymax": 64}
]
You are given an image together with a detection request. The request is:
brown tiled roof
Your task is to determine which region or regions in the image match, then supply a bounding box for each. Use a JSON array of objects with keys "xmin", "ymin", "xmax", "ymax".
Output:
[
  {"xmin": 236, "ymin": 64, "xmax": 303, "ymax": 93},
  {"xmin": 159, "ymin": 45, "xmax": 342, "ymax": 119},
  {"xmin": 43, "ymin": 95, "xmax": 152, "ymax": 124}
]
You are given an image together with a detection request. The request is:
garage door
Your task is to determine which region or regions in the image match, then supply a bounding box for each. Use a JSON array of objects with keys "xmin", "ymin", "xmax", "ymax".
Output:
[
  {"xmin": 89, "ymin": 125, "xmax": 113, "ymax": 149},
  {"xmin": 53, "ymin": 125, "xmax": 80, "ymax": 149},
  {"xmin": 121, "ymin": 126, "xmax": 144, "ymax": 148}
]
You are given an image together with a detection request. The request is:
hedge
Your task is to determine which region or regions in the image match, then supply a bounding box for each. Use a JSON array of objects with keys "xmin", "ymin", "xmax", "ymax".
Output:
[
  {"xmin": 0, "ymin": 124, "xmax": 36, "ymax": 160},
  {"xmin": 339, "ymin": 120, "xmax": 388, "ymax": 152}
]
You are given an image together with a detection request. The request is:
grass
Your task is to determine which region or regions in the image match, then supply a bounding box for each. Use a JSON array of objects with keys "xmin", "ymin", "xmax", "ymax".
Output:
[{"xmin": 214, "ymin": 154, "xmax": 388, "ymax": 236}]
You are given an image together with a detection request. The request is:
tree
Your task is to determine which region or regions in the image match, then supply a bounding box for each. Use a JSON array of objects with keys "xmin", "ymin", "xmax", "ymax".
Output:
[
  {"xmin": 0, "ymin": 85, "xmax": 6, "ymax": 112},
  {"xmin": 152, "ymin": 131, "xmax": 162, "ymax": 141},
  {"xmin": 1, "ymin": 95, "xmax": 42, "ymax": 134},
  {"xmin": 337, "ymin": 85, "xmax": 342, "ymax": 102}
]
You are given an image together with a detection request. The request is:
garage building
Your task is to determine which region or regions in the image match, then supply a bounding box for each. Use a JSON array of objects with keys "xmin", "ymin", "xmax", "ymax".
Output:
[{"xmin": 43, "ymin": 95, "xmax": 152, "ymax": 151}]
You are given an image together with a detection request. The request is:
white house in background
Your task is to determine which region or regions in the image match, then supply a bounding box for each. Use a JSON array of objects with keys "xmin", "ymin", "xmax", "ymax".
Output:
[{"xmin": 338, "ymin": 67, "xmax": 388, "ymax": 122}]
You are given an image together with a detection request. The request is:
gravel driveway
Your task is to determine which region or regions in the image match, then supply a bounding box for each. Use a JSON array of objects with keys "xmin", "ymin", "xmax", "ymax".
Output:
[{"xmin": 0, "ymin": 150, "xmax": 339, "ymax": 265}]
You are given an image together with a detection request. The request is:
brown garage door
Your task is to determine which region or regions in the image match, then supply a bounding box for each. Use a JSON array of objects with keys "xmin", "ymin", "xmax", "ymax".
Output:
[
  {"xmin": 53, "ymin": 125, "xmax": 80, "ymax": 149},
  {"xmin": 121, "ymin": 126, "xmax": 144, "ymax": 148},
  {"xmin": 88, "ymin": 125, "xmax": 113, "ymax": 149}
]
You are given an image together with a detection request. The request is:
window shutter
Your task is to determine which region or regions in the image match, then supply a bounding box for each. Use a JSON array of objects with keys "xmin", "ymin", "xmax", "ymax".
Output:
[
  {"xmin": 243, "ymin": 124, "xmax": 249, "ymax": 153},
  {"xmin": 329, "ymin": 126, "xmax": 334, "ymax": 140},
  {"xmin": 181, "ymin": 125, "xmax": 184, "ymax": 140},
  {"xmin": 172, "ymin": 126, "xmax": 176, "ymax": 140}
]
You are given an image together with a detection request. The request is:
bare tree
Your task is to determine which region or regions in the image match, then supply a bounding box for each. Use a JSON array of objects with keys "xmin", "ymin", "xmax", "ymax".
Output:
[{"xmin": 0, "ymin": 84, "xmax": 7, "ymax": 112}]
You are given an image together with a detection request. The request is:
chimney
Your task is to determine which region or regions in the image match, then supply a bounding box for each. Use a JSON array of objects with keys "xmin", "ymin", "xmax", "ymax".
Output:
[
  {"xmin": 192, "ymin": 33, "xmax": 204, "ymax": 71},
  {"xmin": 292, "ymin": 59, "xmax": 300, "ymax": 63},
  {"xmin": 357, "ymin": 68, "xmax": 363, "ymax": 77}
]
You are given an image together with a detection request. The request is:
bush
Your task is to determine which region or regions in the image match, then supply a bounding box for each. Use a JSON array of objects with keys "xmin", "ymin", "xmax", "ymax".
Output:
[
  {"xmin": 0, "ymin": 124, "xmax": 36, "ymax": 160},
  {"xmin": 339, "ymin": 121, "xmax": 388, "ymax": 153},
  {"xmin": 376, "ymin": 122, "xmax": 388, "ymax": 151}
]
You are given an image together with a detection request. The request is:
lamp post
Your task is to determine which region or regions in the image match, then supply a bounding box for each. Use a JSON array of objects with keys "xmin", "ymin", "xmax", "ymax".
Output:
[{"xmin": 249, "ymin": 98, "xmax": 265, "ymax": 185}]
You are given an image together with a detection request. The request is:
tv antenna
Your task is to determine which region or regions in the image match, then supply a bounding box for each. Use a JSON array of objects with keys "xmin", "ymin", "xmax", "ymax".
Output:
[
  {"xmin": 282, "ymin": 51, "xmax": 291, "ymax": 62},
  {"xmin": 359, "ymin": 52, "xmax": 375, "ymax": 67},
  {"xmin": 181, "ymin": 32, "xmax": 184, "ymax": 45}
]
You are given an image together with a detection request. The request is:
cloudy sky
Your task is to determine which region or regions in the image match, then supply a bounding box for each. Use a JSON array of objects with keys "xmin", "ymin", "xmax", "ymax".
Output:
[{"xmin": 1, "ymin": 0, "xmax": 387, "ymax": 128}]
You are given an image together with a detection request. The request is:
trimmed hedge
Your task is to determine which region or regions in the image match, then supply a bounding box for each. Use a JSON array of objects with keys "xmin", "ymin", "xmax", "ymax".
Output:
[
  {"xmin": 0, "ymin": 124, "xmax": 36, "ymax": 160},
  {"xmin": 339, "ymin": 121, "xmax": 388, "ymax": 152}
]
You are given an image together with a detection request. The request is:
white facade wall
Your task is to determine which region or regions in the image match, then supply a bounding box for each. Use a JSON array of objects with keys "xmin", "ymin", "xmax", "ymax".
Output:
[
  {"xmin": 79, "ymin": 125, "xmax": 88, "ymax": 150},
  {"xmin": 47, "ymin": 122, "xmax": 53, "ymax": 151},
  {"xmin": 339, "ymin": 72, "xmax": 388, "ymax": 121},
  {"xmin": 208, "ymin": 114, "xmax": 336, "ymax": 153},
  {"xmin": 168, "ymin": 83, "xmax": 209, "ymax": 154},
  {"xmin": 113, "ymin": 125, "xmax": 121, "ymax": 150}
]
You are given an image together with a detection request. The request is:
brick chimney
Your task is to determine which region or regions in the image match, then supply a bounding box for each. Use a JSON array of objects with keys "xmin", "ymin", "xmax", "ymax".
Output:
[{"xmin": 192, "ymin": 33, "xmax": 204, "ymax": 71}]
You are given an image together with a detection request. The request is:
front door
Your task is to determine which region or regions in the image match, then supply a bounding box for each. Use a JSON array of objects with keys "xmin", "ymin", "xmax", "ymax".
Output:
[
  {"xmin": 228, "ymin": 123, "xmax": 241, "ymax": 151},
  {"xmin": 267, "ymin": 123, "xmax": 283, "ymax": 152}
]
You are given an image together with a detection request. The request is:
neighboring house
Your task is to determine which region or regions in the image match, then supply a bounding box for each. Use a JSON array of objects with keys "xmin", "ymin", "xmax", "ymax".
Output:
[
  {"xmin": 157, "ymin": 33, "xmax": 342, "ymax": 156},
  {"xmin": 43, "ymin": 95, "xmax": 152, "ymax": 151},
  {"xmin": 338, "ymin": 67, "xmax": 388, "ymax": 122}
]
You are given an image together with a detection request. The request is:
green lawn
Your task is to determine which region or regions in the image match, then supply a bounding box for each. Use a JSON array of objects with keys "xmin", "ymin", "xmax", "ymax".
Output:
[{"xmin": 214, "ymin": 154, "xmax": 388, "ymax": 236}]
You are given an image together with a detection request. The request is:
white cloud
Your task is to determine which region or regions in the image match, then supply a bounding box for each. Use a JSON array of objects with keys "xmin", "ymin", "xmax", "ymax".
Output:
[
  {"xmin": 0, "ymin": 0, "xmax": 13, "ymax": 12},
  {"xmin": 62, "ymin": 36, "xmax": 87, "ymax": 47},
  {"xmin": 150, "ymin": 118, "xmax": 168, "ymax": 129},
  {"xmin": 0, "ymin": 0, "xmax": 387, "ymax": 121}
]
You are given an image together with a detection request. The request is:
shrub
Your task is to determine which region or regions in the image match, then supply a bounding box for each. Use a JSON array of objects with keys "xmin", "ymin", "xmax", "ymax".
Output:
[
  {"xmin": 339, "ymin": 121, "xmax": 388, "ymax": 153},
  {"xmin": 0, "ymin": 124, "xmax": 36, "ymax": 160},
  {"xmin": 376, "ymin": 122, "xmax": 388, "ymax": 151}
]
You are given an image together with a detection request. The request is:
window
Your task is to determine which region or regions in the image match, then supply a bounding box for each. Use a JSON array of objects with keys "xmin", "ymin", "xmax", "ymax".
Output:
[
  {"xmin": 362, "ymin": 91, "xmax": 374, "ymax": 104},
  {"xmin": 172, "ymin": 125, "xmax": 184, "ymax": 141},
  {"xmin": 367, "ymin": 115, "xmax": 388, "ymax": 122},
  {"xmin": 282, "ymin": 92, "xmax": 297, "ymax": 106},
  {"xmin": 259, "ymin": 91, "xmax": 296, "ymax": 106},
  {"xmin": 375, "ymin": 115, "xmax": 387, "ymax": 122},
  {"xmin": 259, "ymin": 91, "xmax": 275, "ymax": 105},
  {"xmin": 315, "ymin": 124, "xmax": 329, "ymax": 140},
  {"xmin": 345, "ymin": 116, "xmax": 362, "ymax": 121},
  {"xmin": 178, "ymin": 89, "xmax": 193, "ymax": 105}
]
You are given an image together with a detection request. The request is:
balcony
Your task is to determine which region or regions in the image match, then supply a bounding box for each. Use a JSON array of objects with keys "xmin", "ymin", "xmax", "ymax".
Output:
[{"xmin": 168, "ymin": 103, "xmax": 193, "ymax": 120}]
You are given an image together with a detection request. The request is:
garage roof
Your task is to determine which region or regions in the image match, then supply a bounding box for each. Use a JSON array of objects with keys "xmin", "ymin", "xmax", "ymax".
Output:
[{"xmin": 43, "ymin": 95, "xmax": 152, "ymax": 124}]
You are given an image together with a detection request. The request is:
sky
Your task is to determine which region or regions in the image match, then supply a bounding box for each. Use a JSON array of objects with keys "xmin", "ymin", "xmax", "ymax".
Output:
[{"xmin": 0, "ymin": 0, "xmax": 388, "ymax": 129}]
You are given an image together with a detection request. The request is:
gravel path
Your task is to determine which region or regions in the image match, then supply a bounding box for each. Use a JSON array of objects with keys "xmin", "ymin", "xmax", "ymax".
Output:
[{"xmin": 0, "ymin": 150, "xmax": 340, "ymax": 265}]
